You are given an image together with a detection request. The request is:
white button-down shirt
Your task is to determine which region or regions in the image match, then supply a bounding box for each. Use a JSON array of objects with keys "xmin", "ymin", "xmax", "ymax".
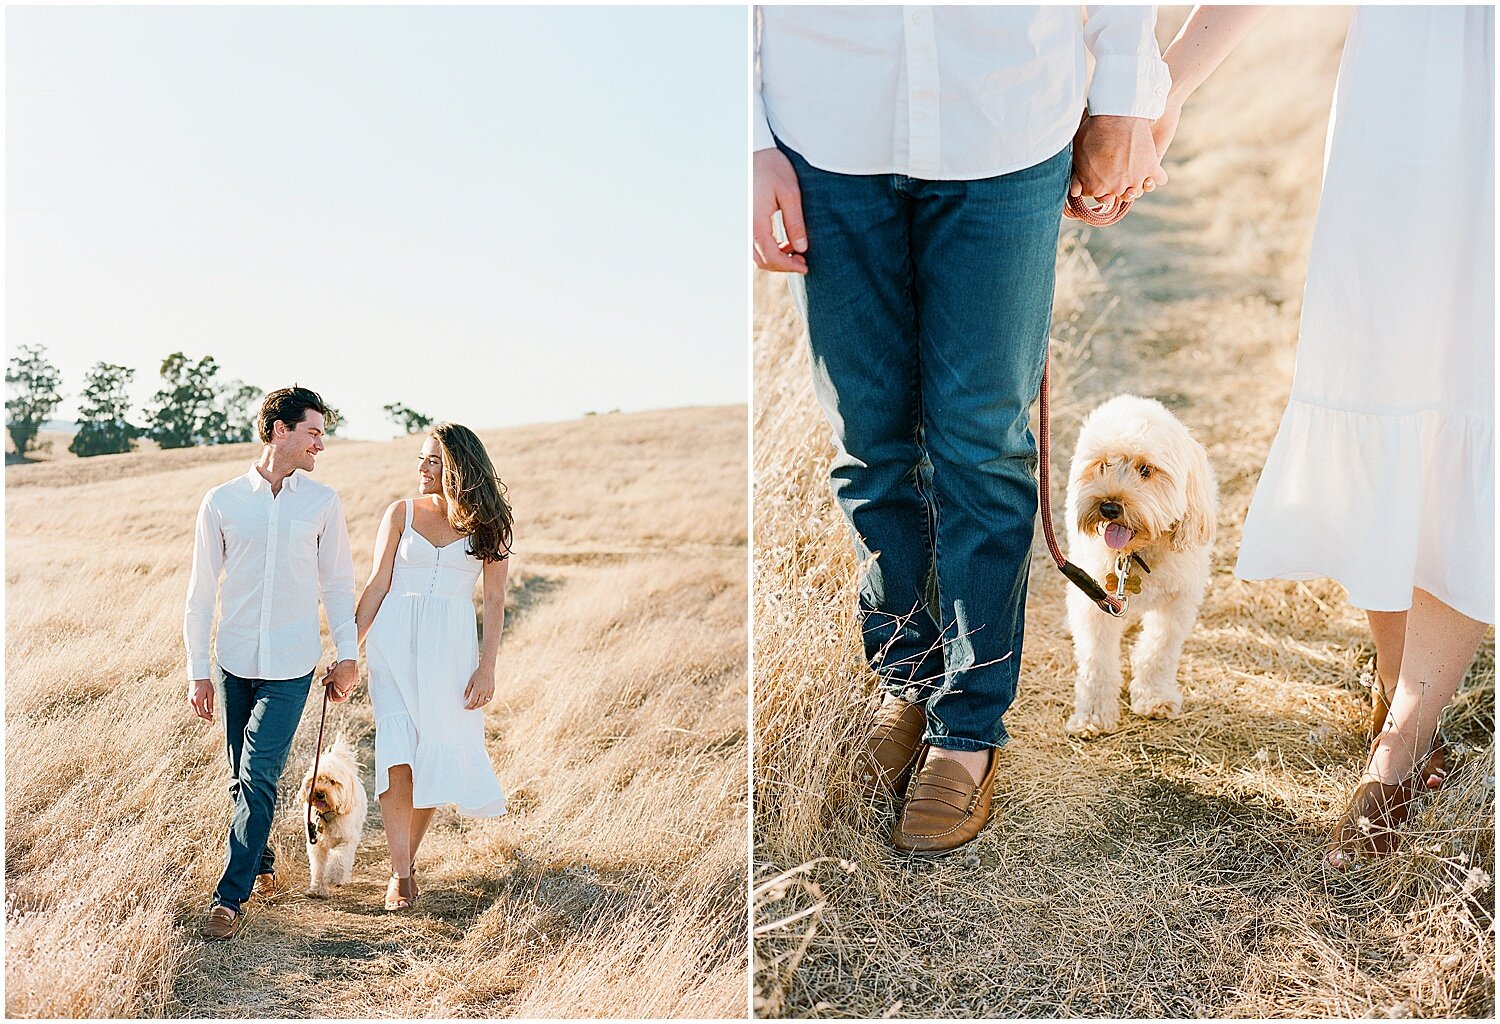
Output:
[
  {"xmin": 184, "ymin": 465, "xmax": 358, "ymax": 681},
  {"xmin": 755, "ymin": 5, "xmax": 1171, "ymax": 181}
]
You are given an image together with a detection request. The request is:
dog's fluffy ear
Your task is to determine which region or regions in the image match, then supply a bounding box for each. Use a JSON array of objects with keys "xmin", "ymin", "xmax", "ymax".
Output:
[
  {"xmin": 1171, "ymin": 433, "xmax": 1216, "ymax": 552},
  {"xmin": 298, "ymin": 773, "xmax": 315, "ymax": 806}
]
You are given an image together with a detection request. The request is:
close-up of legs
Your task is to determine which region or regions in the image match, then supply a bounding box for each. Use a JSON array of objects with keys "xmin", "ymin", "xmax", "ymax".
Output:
[{"xmin": 752, "ymin": 5, "xmax": 1494, "ymax": 1019}]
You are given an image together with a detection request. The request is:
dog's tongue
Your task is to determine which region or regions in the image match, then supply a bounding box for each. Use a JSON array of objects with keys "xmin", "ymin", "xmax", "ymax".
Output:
[{"xmin": 1104, "ymin": 523, "xmax": 1134, "ymax": 550}]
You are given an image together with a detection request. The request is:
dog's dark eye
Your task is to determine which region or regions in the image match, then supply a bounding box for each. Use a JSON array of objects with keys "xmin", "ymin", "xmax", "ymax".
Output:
[{"xmin": 1138, "ymin": 464, "xmax": 1154, "ymax": 479}]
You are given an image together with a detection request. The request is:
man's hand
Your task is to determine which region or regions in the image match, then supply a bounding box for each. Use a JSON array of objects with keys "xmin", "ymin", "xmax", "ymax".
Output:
[
  {"xmin": 322, "ymin": 659, "xmax": 359, "ymax": 703},
  {"xmin": 753, "ymin": 148, "xmax": 808, "ymax": 274},
  {"xmin": 462, "ymin": 666, "xmax": 496, "ymax": 711},
  {"xmin": 1069, "ymin": 114, "xmax": 1167, "ymax": 206},
  {"xmin": 189, "ymin": 678, "xmax": 214, "ymax": 721}
]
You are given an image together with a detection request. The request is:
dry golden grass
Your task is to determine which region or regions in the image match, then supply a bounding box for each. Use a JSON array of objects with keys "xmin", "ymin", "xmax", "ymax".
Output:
[
  {"xmin": 5, "ymin": 404, "xmax": 748, "ymax": 1018},
  {"xmin": 753, "ymin": 8, "xmax": 1494, "ymax": 1018}
]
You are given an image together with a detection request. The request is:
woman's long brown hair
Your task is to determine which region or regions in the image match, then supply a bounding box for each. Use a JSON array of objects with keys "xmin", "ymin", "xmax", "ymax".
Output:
[{"xmin": 429, "ymin": 422, "xmax": 513, "ymax": 562}]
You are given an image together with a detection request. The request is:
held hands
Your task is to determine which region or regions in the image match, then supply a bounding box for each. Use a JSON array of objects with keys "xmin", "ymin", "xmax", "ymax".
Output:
[
  {"xmin": 188, "ymin": 678, "xmax": 215, "ymax": 721},
  {"xmin": 1067, "ymin": 114, "xmax": 1167, "ymax": 219},
  {"xmin": 321, "ymin": 659, "xmax": 359, "ymax": 703},
  {"xmin": 463, "ymin": 666, "xmax": 495, "ymax": 711},
  {"xmin": 752, "ymin": 148, "xmax": 808, "ymax": 274}
]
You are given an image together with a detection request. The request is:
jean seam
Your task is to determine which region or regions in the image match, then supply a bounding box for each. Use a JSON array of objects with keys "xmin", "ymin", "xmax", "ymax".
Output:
[
  {"xmin": 904, "ymin": 202, "xmax": 940, "ymax": 702},
  {"xmin": 921, "ymin": 414, "xmax": 958, "ymax": 742}
]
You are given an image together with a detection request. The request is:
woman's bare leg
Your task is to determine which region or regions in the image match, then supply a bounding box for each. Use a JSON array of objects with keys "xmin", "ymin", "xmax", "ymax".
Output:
[
  {"xmin": 1365, "ymin": 609, "xmax": 1406, "ymax": 699},
  {"xmin": 409, "ymin": 807, "xmax": 437, "ymax": 881},
  {"xmin": 1366, "ymin": 589, "xmax": 1488, "ymax": 784},
  {"xmin": 381, "ymin": 764, "xmax": 417, "ymax": 879}
]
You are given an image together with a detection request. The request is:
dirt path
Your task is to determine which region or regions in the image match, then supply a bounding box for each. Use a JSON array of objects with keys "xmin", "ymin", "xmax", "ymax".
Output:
[
  {"xmin": 166, "ymin": 568, "xmax": 557, "ymax": 1018},
  {"xmin": 172, "ymin": 772, "xmax": 495, "ymax": 1019},
  {"xmin": 167, "ymin": 534, "xmax": 747, "ymax": 1018},
  {"xmin": 169, "ymin": 734, "xmax": 682, "ymax": 1018}
]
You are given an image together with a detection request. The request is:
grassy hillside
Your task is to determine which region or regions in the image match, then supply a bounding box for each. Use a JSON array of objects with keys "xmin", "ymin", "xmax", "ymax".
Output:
[{"xmin": 5, "ymin": 404, "xmax": 748, "ymax": 1018}]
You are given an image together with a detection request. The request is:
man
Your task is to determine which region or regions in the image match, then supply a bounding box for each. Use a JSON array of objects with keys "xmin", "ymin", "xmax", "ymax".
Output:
[
  {"xmin": 185, "ymin": 386, "xmax": 360, "ymax": 939},
  {"xmin": 754, "ymin": 7, "xmax": 1169, "ymax": 854}
]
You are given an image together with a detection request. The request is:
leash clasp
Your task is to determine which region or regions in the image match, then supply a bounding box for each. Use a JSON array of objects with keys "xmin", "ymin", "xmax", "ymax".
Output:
[{"xmin": 1099, "ymin": 553, "xmax": 1137, "ymax": 616}]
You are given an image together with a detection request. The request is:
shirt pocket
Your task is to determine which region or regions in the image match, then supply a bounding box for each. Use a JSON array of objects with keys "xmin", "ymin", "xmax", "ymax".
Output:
[{"xmin": 288, "ymin": 519, "xmax": 320, "ymax": 562}]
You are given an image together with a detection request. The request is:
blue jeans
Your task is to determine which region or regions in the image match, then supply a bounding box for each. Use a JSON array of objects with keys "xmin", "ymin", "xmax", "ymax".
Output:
[
  {"xmin": 212, "ymin": 667, "xmax": 313, "ymax": 912},
  {"xmin": 784, "ymin": 141, "xmax": 1070, "ymax": 751}
]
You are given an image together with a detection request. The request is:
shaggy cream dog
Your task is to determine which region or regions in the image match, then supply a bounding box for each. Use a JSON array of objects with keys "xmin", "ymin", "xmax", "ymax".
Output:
[
  {"xmin": 297, "ymin": 736, "xmax": 368, "ymax": 897},
  {"xmin": 1063, "ymin": 395, "xmax": 1217, "ymax": 737}
]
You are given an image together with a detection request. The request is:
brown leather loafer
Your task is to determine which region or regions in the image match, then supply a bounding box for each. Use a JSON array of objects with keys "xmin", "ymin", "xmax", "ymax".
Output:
[
  {"xmin": 250, "ymin": 872, "xmax": 276, "ymax": 900},
  {"xmin": 891, "ymin": 748, "xmax": 999, "ymax": 855},
  {"xmin": 200, "ymin": 905, "xmax": 246, "ymax": 941},
  {"xmin": 853, "ymin": 698, "xmax": 926, "ymax": 801}
]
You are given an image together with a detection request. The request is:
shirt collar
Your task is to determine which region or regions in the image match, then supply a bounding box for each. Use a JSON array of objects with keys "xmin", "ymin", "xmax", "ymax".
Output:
[{"xmin": 246, "ymin": 463, "xmax": 302, "ymax": 492}]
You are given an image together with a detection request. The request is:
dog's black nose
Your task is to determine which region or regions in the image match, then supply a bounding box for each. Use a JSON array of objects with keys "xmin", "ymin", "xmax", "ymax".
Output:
[{"xmin": 1099, "ymin": 500, "xmax": 1123, "ymax": 521}]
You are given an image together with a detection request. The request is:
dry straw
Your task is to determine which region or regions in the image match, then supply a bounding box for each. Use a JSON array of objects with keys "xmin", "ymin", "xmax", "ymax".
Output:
[
  {"xmin": 753, "ymin": 8, "xmax": 1494, "ymax": 1019},
  {"xmin": 5, "ymin": 406, "xmax": 747, "ymax": 1018}
]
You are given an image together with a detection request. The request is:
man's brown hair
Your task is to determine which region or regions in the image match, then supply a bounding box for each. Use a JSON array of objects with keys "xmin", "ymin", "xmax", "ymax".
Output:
[{"xmin": 257, "ymin": 386, "xmax": 334, "ymax": 443}]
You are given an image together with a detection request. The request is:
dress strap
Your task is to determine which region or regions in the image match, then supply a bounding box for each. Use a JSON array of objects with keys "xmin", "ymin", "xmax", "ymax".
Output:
[{"xmin": 404, "ymin": 499, "xmax": 414, "ymax": 531}]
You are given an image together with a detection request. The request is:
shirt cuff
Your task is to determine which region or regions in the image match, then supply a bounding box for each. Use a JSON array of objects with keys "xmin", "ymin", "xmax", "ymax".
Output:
[
  {"xmin": 334, "ymin": 639, "xmax": 359, "ymax": 665},
  {"xmin": 753, "ymin": 92, "xmax": 776, "ymax": 152},
  {"xmin": 188, "ymin": 659, "xmax": 211, "ymax": 681},
  {"xmin": 1088, "ymin": 55, "xmax": 1172, "ymax": 120}
]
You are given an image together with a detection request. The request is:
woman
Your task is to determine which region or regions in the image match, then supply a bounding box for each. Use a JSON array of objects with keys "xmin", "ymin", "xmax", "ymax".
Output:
[
  {"xmin": 1156, "ymin": 6, "xmax": 1494, "ymax": 866},
  {"xmin": 353, "ymin": 422, "xmax": 513, "ymax": 909}
]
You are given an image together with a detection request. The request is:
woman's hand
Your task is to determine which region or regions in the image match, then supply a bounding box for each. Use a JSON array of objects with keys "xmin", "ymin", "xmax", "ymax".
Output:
[
  {"xmin": 463, "ymin": 666, "xmax": 496, "ymax": 711},
  {"xmin": 1151, "ymin": 99, "xmax": 1184, "ymax": 165}
]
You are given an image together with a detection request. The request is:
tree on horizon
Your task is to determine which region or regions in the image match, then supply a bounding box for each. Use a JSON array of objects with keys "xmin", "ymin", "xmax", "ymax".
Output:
[
  {"xmin": 384, "ymin": 401, "xmax": 434, "ymax": 434},
  {"xmin": 146, "ymin": 353, "xmax": 233, "ymax": 449},
  {"xmin": 70, "ymin": 362, "xmax": 142, "ymax": 457},
  {"xmin": 213, "ymin": 380, "xmax": 263, "ymax": 445},
  {"xmin": 5, "ymin": 345, "xmax": 64, "ymax": 458}
]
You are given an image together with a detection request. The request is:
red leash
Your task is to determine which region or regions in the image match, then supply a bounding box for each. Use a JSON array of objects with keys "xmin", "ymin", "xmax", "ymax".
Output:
[
  {"xmin": 1066, "ymin": 193, "xmax": 1132, "ymax": 227},
  {"xmin": 306, "ymin": 684, "xmax": 331, "ymax": 845},
  {"xmin": 1037, "ymin": 353, "xmax": 1126, "ymax": 616}
]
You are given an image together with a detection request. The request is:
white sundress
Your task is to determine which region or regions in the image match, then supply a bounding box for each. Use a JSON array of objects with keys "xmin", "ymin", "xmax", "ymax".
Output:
[
  {"xmin": 1236, "ymin": 5, "xmax": 1495, "ymax": 625},
  {"xmin": 366, "ymin": 499, "xmax": 506, "ymax": 816}
]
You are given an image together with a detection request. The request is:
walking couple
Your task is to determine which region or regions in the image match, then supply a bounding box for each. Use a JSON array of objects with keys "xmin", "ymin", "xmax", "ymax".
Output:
[
  {"xmin": 185, "ymin": 387, "xmax": 513, "ymax": 939},
  {"xmin": 754, "ymin": 6, "xmax": 1493, "ymax": 861}
]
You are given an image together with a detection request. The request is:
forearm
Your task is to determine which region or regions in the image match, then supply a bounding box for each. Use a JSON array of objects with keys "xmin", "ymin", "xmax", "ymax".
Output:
[
  {"xmin": 183, "ymin": 606, "xmax": 215, "ymax": 680},
  {"xmin": 354, "ymin": 579, "xmax": 389, "ymax": 647},
  {"xmin": 318, "ymin": 499, "xmax": 359, "ymax": 662},
  {"xmin": 1081, "ymin": 5, "xmax": 1171, "ymax": 119},
  {"xmin": 477, "ymin": 604, "xmax": 504, "ymax": 671},
  {"xmin": 753, "ymin": 5, "xmax": 774, "ymax": 151},
  {"xmin": 1161, "ymin": 6, "xmax": 1270, "ymax": 109},
  {"xmin": 184, "ymin": 498, "xmax": 222, "ymax": 680},
  {"xmin": 477, "ymin": 576, "xmax": 506, "ymax": 672}
]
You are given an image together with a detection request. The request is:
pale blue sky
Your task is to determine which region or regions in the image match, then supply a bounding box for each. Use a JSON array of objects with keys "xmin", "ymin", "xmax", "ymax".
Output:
[{"xmin": 7, "ymin": 5, "xmax": 748, "ymax": 439}]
